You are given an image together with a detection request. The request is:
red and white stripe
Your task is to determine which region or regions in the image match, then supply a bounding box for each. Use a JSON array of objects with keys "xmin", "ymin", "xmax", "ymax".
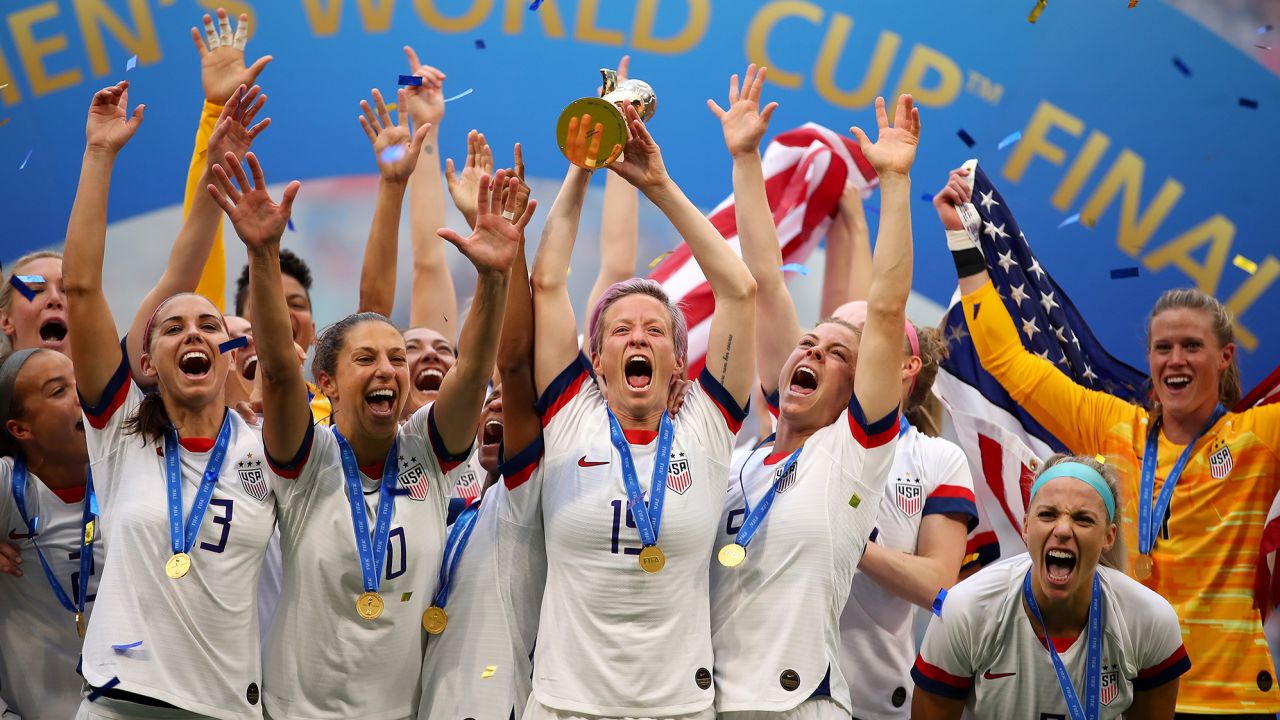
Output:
[{"xmin": 647, "ymin": 123, "xmax": 876, "ymax": 377}]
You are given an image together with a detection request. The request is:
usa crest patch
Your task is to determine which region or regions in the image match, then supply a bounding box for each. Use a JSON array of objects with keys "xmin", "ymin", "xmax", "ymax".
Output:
[
  {"xmin": 1208, "ymin": 443, "xmax": 1233, "ymax": 480},
  {"xmin": 894, "ymin": 479, "xmax": 923, "ymax": 516},
  {"xmin": 398, "ymin": 456, "xmax": 428, "ymax": 501},
  {"xmin": 668, "ymin": 453, "xmax": 692, "ymax": 495},
  {"xmin": 1099, "ymin": 669, "xmax": 1119, "ymax": 706},
  {"xmin": 454, "ymin": 471, "xmax": 481, "ymax": 504},
  {"xmin": 237, "ymin": 456, "xmax": 268, "ymax": 501},
  {"xmin": 774, "ymin": 460, "xmax": 799, "ymax": 494}
]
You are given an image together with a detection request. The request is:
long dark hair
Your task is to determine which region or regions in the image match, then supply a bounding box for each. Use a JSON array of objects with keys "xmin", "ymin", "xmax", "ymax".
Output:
[{"xmin": 312, "ymin": 312, "xmax": 401, "ymax": 421}]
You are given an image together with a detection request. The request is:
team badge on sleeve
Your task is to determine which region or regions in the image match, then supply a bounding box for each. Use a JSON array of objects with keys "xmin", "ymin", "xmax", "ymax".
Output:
[
  {"xmin": 894, "ymin": 478, "xmax": 923, "ymax": 516},
  {"xmin": 238, "ymin": 455, "xmax": 269, "ymax": 501},
  {"xmin": 1099, "ymin": 667, "xmax": 1119, "ymax": 705},
  {"xmin": 454, "ymin": 471, "xmax": 481, "ymax": 504},
  {"xmin": 398, "ymin": 456, "xmax": 428, "ymax": 501},
  {"xmin": 1208, "ymin": 442, "xmax": 1233, "ymax": 480},
  {"xmin": 667, "ymin": 453, "xmax": 692, "ymax": 495}
]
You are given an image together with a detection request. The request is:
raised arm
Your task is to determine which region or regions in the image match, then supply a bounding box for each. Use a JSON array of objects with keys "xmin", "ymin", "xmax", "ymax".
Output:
[
  {"xmin": 128, "ymin": 85, "xmax": 270, "ymax": 382},
  {"xmin": 497, "ymin": 230, "xmax": 540, "ymax": 456},
  {"xmin": 444, "ymin": 130, "xmax": 493, "ymax": 231},
  {"xmin": 612, "ymin": 104, "xmax": 757, "ymax": 406},
  {"xmin": 403, "ymin": 46, "xmax": 456, "ymax": 339},
  {"xmin": 206, "ymin": 151, "xmax": 305, "ymax": 461},
  {"xmin": 433, "ymin": 172, "xmax": 536, "ymax": 454},
  {"xmin": 357, "ymin": 87, "xmax": 430, "ymax": 316},
  {"xmin": 849, "ymin": 95, "xmax": 920, "ymax": 422},
  {"xmin": 586, "ymin": 56, "xmax": 639, "ymax": 319},
  {"xmin": 707, "ymin": 64, "xmax": 794, "ymax": 398},
  {"xmin": 64, "ymin": 82, "xmax": 144, "ymax": 405},
  {"xmin": 819, "ymin": 183, "xmax": 872, "ymax": 318}
]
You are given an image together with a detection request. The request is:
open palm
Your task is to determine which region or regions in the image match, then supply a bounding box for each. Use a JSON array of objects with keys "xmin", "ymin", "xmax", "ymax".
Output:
[
  {"xmin": 361, "ymin": 88, "xmax": 428, "ymax": 183},
  {"xmin": 439, "ymin": 171, "xmax": 536, "ymax": 274},
  {"xmin": 402, "ymin": 46, "xmax": 446, "ymax": 128},
  {"xmin": 708, "ymin": 64, "xmax": 778, "ymax": 158},
  {"xmin": 191, "ymin": 9, "xmax": 271, "ymax": 105},
  {"xmin": 850, "ymin": 94, "xmax": 921, "ymax": 178},
  {"xmin": 85, "ymin": 81, "xmax": 144, "ymax": 154},
  {"xmin": 207, "ymin": 151, "xmax": 300, "ymax": 250},
  {"xmin": 608, "ymin": 104, "xmax": 668, "ymax": 190},
  {"xmin": 207, "ymin": 84, "xmax": 270, "ymax": 171}
]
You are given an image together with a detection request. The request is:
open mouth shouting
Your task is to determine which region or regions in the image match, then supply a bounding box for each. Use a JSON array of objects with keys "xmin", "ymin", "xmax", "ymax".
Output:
[
  {"xmin": 241, "ymin": 355, "xmax": 259, "ymax": 382},
  {"xmin": 414, "ymin": 367, "xmax": 445, "ymax": 393},
  {"xmin": 39, "ymin": 318, "xmax": 68, "ymax": 348},
  {"xmin": 482, "ymin": 418, "xmax": 504, "ymax": 447},
  {"xmin": 788, "ymin": 365, "xmax": 819, "ymax": 396},
  {"xmin": 1044, "ymin": 547, "xmax": 1077, "ymax": 587},
  {"xmin": 1162, "ymin": 374, "xmax": 1192, "ymax": 395},
  {"xmin": 178, "ymin": 349, "xmax": 213, "ymax": 380},
  {"xmin": 624, "ymin": 355, "xmax": 653, "ymax": 392},
  {"xmin": 366, "ymin": 387, "xmax": 397, "ymax": 419}
]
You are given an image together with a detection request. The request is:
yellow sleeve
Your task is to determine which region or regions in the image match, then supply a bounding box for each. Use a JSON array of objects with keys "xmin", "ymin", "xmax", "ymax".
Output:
[
  {"xmin": 1243, "ymin": 401, "xmax": 1280, "ymax": 451},
  {"xmin": 961, "ymin": 280, "xmax": 1134, "ymax": 453},
  {"xmin": 185, "ymin": 101, "xmax": 226, "ymax": 312}
]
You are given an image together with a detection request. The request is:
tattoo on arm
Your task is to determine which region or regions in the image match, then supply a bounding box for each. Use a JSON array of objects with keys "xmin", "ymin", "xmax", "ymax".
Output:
[
  {"xmin": 423, "ymin": 144, "xmax": 434, "ymax": 155},
  {"xmin": 719, "ymin": 334, "xmax": 734, "ymax": 384}
]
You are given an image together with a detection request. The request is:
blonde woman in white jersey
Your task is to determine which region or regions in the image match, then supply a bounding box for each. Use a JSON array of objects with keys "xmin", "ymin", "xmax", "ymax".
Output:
[
  {"xmin": 65, "ymin": 82, "xmax": 277, "ymax": 720},
  {"xmin": 527, "ymin": 101, "xmax": 756, "ymax": 720},
  {"xmin": 706, "ymin": 67, "xmax": 920, "ymax": 720}
]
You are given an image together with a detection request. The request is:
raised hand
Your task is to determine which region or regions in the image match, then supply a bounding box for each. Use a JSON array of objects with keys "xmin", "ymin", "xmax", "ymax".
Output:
[
  {"xmin": 608, "ymin": 104, "xmax": 668, "ymax": 191},
  {"xmin": 445, "ymin": 130, "xmax": 493, "ymax": 227},
  {"xmin": 207, "ymin": 151, "xmax": 300, "ymax": 250},
  {"xmin": 849, "ymin": 94, "xmax": 922, "ymax": 178},
  {"xmin": 438, "ymin": 170, "xmax": 536, "ymax": 275},
  {"xmin": 707, "ymin": 64, "xmax": 779, "ymax": 158},
  {"xmin": 206, "ymin": 84, "xmax": 270, "ymax": 172},
  {"xmin": 564, "ymin": 112, "xmax": 620, "ymax": 170},
  {"xmin": 85, "ymin": 81, "xmax": 144, "ymax": 154},
  {"xmin": 498, "ymin": 142, "xmax": 532, "ymax": 221},
  {"xmin": 191, "ymin": 8, "xmax": 271, "ymax": 106},
  {"xmin": 932, "ymin": 167, "xmax": 972, "ymax": 231},
  {"xmin": 360, "ymin": 88, "xmax": 430, "ymax": 183},
  {"xmin": 402, "ymin": 46, "xmax": 446, "ymax": 129}
]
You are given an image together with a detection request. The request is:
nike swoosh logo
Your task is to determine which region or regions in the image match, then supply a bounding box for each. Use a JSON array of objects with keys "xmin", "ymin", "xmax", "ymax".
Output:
[
  {"xmin": 982, "ymin": 671, "xmax": 1016, "ymax": 680},
  {"xmin": 578, "ymin": 456, "xmax": 609, "ymax": 468},
  {"xmin": 8, "ymin": 530, "xmax": 32, "ymax": 540}
]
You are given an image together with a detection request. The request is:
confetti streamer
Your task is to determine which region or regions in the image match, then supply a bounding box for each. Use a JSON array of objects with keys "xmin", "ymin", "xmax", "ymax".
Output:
[
  {"xmin": 848, "ymin": 492, "xmax": 861, "ymax": 509},
  {"xmin": 1233, "ymin": 254, "xmax": 1259, "ymax": 275},
  {"xmin": 1094, "ymin": 454, "xmax": 1107, "ymax": 465},
  {"xmin": 529, "ymin": 0, "xmax": 544, "ymax": 8},
  {"xmin": 1172, "ymin": 57, "xmax": 1191, "ymax": 76},
  {"xmin": 112, "ymin": 640, "xmax": 143, "ymax": 652},
  {"xmin": 444, "ymin": 88, "xmax": 474, "ymax": 103},
  {"xmin": 920, "ymin": 192, "xmax": 935, "ymax": 204},
  {"xmin": 1257, "ymin": 45, "xmax": 1273, "ymax": 51},
  {"xmin": 287, "ymin": 218, "xmax": 296, "ymax": 232},
  {"xmin": 475, "ymin": 39, "xmax": 486, "ymax": 49},
  {"xmin": 1128, "ymin": 0, "xmax": 1138, "ymax": 8},
  {"xmin": 956, "ymin": 129, "xmax": 976, "ymax": 148},
  {"xmin": 780, "ymin": 263, "xmax": 810, "ymax": 276},
  {"xmin": 1028, "ymin": 0, "xmax": 1047, "ymax": 24},
  {"xmin": 482, "ymin": 665, "xmax": 498, "ymax": 679},
  {"xmin": 1259, "ymin": 25, "xmax": 1274, "ymax": 35},
  {"xmin": 218, "ymin": 336, "xmax": 249, "ymax": 353},
  {"xmin": 400, "ymin": 592, "xmax": 413, "ymax": 601},
  {"xmin": 8, "ymin": 275, "xmax": 37, "ymax": 302},
  {"xmin": 19, "ymin": 149, "xmax": 31, "ymax": 170},
  {"xmin": 398, "ymin": 74, "xmax": 423, "ymax": 87},
  {"xmin": 648, "ymin": 251, "xmax": 672, "ymax": 269},
  {"xmin": 1109, "ymin": 267, "xmax": 1140, "ymax": 280},
  {"xmin": 380, "ymin": 146, "xmax": 407, "ymax": 164},
  {"xmin": 997, "ymin": 131, "xmax": 1022, "ymax": 150},
  {"xmin": 1056, "ymin": 213, "xmax": 1081, "ymax": 229},
  {"xmin": 86, "ymin": 677, "xmax": 121, "ymax": 702},
  {"xmin": 126, "ymin": 55, "xmax": 138, "ymax": 71},
  {"xmin": 1240, "ymin": 97, "xmax": 1259, "ymax": 109},
  {"xmin": 931, "ymin": 588, "xmax": 947, "ymax": 618},
  {"xmin": 0, "ymin": 118, "xmax": 9, "ymax": 129}
]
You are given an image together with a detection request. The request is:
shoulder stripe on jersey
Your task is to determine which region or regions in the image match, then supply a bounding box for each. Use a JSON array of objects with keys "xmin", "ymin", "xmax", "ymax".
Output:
[
  {"xmin": 1133, "ymin": 644, "xmax": 1191, "ymax": 691},
  {"xmin": 500, "ymin": 435, "xmax": 544, "ymax": 491},
  {"xmin": 266, "ymin": 420, "xmax": 316, "ymax": 480},
  {"xmin": 446, "ymin": 496, "xmax": 469, "ymax": 525},
  {"xmin": 911, "ymin": 656, "xmax": 971, "ymax": 699},
  {"xmin": 428, "ymin": 404, "xmax": 473, "ymax": 473},
  {"xmin": 535, "ymin": 353, "xmax": 593, "ymax": 428},
  {"xmin": 764, "ymin": 384, "xmax": 780, "ymax": 419},
  {"xmin": 847, "ymin": 395, "xmax": 899, "ymax": 449},
  {"xmin": 923, "ymin": 487, "xmax": 980, "ymax": 531},
  {"xmin": 962, "ymin": 531, "xmax": 1000, "ymax": 572},
  {"xmin": 80, "ymin": 338, "xmax": 132, "ymax": 429},
  {"xmin": 697, "ymin": 367, "xmax": 749, "ymax": 433}
]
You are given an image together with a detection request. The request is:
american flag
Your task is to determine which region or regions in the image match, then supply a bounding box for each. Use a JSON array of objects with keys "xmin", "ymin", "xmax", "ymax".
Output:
[
  {"xmin": 1243, "ymin": 364, "xmax": 1280, "ymax": 619},
  {"xmin": 933, "ymin": 160, "xmax": 1147, "ymax": 563},
  {"xmin": 647, "ymin": 123, "xmax": 876, "ymax": 377}
]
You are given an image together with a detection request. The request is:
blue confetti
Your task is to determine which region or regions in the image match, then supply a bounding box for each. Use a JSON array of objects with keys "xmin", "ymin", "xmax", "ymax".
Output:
[
  {"xmin": 1240, "ymin": 97, "xmax": 1259, "ymax": 109},
  {"xmin": 218, "ymin": 336, "xmax": 249, "ymax": 354},
  {"xmin": 780, "ymin": 263, "xmax": 810, "ymax": 276},
  {"xmin": 1057, "ymin": 213, "xmax": 1081, "ymax": 229},
  {"xmin": 8, "ymin": 275, "xmax": 36, "ymax": 301},
  {"xmin": 1172, "ymin": 57, "xmax": 1191, "ymax": 76},
  {"xmin": 475, "ymin": 39, "xmax": 486, "ymax": 49},
  {"xmin": 529, "ymin": 0, "xmax": 544, "ymax": 8},
  {"xmin": 997, "ymin": 131, "xmax": 1022, "ymax": 150},
  {"xmin": 19, "ymin": 149, "xmax": 31, "ymax": 170},
  {"xmin": 398, "ymin": 74, "xmax": 423, "ymax": 87},
  {"xmin": 287, "ymin": 218, "xmax": 296, "ymax": 232},
  {"xmin": 112, "ymin": 640, "xmax": 143, "ymax": 652},
  {"xmin": 444, "ymin": 88, "xmax": 474, "ymax": 103},
  {"xmin": 86, "ymin": 677, "xmax": 120, "ymax": 702},
  {"xmin": 1110, "ymin": 267, "xmax": 1140, "ymax": 280},
  {"xmin": 931, "ymin": 588, "xmax": 947, "ymax": 618},
  {"xmin": 864, "ymin": 204, "xmax": 880, "ymax": 215},
  {"xmin": 89, "ymin": 491, "xmax": 100, "ymax": 517},
  {"xmin": 920, "ymin": 192, "xmax": 935, "ymax": 203},
  {"xmin": 380, "ymin": 146, "xmax": 407, "ymax": 164},
  {"xmin": 1259, "ymin": 24, "xmax": 1274, "ymax": 35},
  {"xmin": 126, "ymin": 55, "xmax": 137, "ymax": 72},
  {"xmin": 956, "ymin": 129, "xmax": 975, "ymax": 148}
]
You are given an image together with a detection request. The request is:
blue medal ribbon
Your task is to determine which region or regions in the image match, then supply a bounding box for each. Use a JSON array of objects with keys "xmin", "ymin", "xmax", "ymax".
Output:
[
  {"xmin": 334, "ymin": 430, "xmax": 400, "ymax": 594},
  {"xmin": 734, "ymin": 447, "xmax": 802, "ymax": 549},
  {"xmin": 431, "ymin": 501, "xmax": 482, "ymax": 609},
  {"xmin": 163, "ymin": 414, "xmax": 232, "ymax": 556},
  {"xmin": 1137, "ymin": 403, "xmax": 1226, "ymax": 555},
  {"xmin": 605, "ymin": 409, "xmax": 674, "ymax": 548},
  {"xmin": 1022, "ymin": 569, "xmax": 1103, "ymax": 720},
  {"xmin": 10, "ymin": 458, "xmax": 96, "ymax": 617}
]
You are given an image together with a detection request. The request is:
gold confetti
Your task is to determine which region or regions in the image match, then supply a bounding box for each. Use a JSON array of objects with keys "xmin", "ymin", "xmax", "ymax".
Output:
[
  {"xmin": 1028, "ymin": 0, "xmax": 1047, "ymax": 23},
  {"xmin": 1128, "ymin": 0, "xmax": 1138, "ymax": 7},
  {"xmin": 400, "ymin": 592, "xmax": 413, "ymax": 602},
  {"xmin": 648, "ymin": 251, "xmax": 672, "ymax": 269},
  {"xmin": 482, "ymin": 665, "xmax": 497, "ymax": 678},
  {"xmin": 1233, "ymin": 254, "xmax": 1258, "ymax": 275},
  {"xmin": 84, "ymin": 520, "xmax": 95, "ymax": 544},
  {"xmin": 1094, "ymin": 454, "xmax": 1106, "ymax": 465},
  {"xmin": 848, "ymin": 493, "xmax": 861, "ymax": 509},
  {"xmin": 385, "ymin": 103, "xmax": 397, "ymax": 111}
]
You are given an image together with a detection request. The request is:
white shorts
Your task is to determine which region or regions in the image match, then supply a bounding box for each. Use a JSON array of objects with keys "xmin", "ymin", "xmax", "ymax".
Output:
[
  {"xmin": 522, "ymin": 697, "xmax": 716, "ymax": 720},
  {"xmin": 718, "ymin": 697, "xmax": 846, "ymax": 720},
  {"xmin": 75, "ymin": 696, "xmax": 214, "ymax": 720}
]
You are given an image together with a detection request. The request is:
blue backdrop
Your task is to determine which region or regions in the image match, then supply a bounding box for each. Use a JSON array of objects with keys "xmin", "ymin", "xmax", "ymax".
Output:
[{"xmin": 1, "ymin": 0, "xmax": 1276, "ymax": 385}]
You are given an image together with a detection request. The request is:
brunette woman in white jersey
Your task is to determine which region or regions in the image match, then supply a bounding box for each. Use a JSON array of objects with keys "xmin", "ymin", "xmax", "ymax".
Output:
[
  {"xmin": 0, "ymin": 348, "xmax": 102, "ymax": 719},
  {"xmin": 912, "ymin": 455, "xmax": 1187, "ymax": 719},
  {"xmin": 527, "ymin": 99, "xmax": 756, "ymax": 719},
  {"xmin": 64, "ymin": 82, "xmax": 277, "ymax": 720},
  {"xmin": 706, "ymin": 67, "xmax": 920, "ymax": 720}
]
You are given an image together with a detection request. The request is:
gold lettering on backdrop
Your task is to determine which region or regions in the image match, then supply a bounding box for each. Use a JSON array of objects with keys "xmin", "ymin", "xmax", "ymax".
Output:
[
  {"xmin": 814, "ymin": 14, "xmax": 900, "ymax": 109},
  {"xmin": 891, "ymin": 43, "xmax": 961, "ymax": 108},
  {"xmin": 503, "ymin": 0, "xmax": 565, "ymax": 38},
  {"xmin": 1079, "ymin": 150, "xmax": 1184, "ymax": 256},
  {"xmin": 195, "ymin": 0, "xmax": 257, "ymax": 28},
  {"xmin": 745, "ymin": 1, "xmax": 823, "ymax": 89},
  {"xmin": 572, "ymin": 0, "xmax": 624, "ymax": 46},
  {"xmin": 1003, "ymin": 100, "xmax": 1083, "ymax": 182},
  {"xmin": 300, "ymin": 0, "xmax": 344, "ymax": 36},
  {"xmin": 0, "ymin": 44, "xmax": 20, "ymax": 106},
  {"xmin": 9, "ymin": 2, "xmax": 82, "ymax": 97},
  {"xmin": 1142, "ymin": 214, "xmax": 1233, "ymax": 296},
  {"xmin": 633, "ymin": 0, "xmax": 709, "ymax": 54},
  {"xmin": 1051, "ymin": 130, "xmax": 1110, "ymax": 211},
  {"xmin": 1224, "ymin": 257, "xmax": 1279, "ymax": 350},
  {"xmin": 73, "ymin": 0, "xmax": 160, "ymax": 78}
]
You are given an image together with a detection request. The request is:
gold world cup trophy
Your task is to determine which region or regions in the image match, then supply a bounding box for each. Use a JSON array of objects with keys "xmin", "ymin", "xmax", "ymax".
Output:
[{"xmin": 556, "ymin": 68, "xmax": 657, "ymax": 169}]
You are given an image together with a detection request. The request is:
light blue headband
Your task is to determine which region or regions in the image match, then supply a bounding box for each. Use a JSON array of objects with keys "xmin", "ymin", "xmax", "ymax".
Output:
[{"xmin": 1029, "ymin": 462, "xmax": 1115, "ymax": 521}]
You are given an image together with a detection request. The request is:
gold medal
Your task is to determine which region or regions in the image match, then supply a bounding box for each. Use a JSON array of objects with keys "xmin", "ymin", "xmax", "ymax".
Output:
[
  {"xmin": 356, "ymin": 591, "xmax": 384, "ymax": 620},
  {"xmin": 165, "ymin": 552, "xmax": 191, "ymax": 579},
  {"xmin": 1134, "ymin": 554, "xmax": 1154, "ymax": 581},
  {"xmin": 638, "ymin": 545, "xmax": 666, "ymax": 574},
  {"xmin": 718, "ymin": 543, "xmax": 747, "ymax": 568},
  {"xmin": 422, "ymin": 605, "xmax": 449, "ymax": 634},
  {"xmin": 75, "ymin": 612, "xmax": 86, "ymax": 639}
]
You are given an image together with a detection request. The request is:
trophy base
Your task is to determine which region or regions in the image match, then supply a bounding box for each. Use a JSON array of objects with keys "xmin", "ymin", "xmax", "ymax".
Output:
[{"xmin": 557, "ymin": 97, "xmax": 629, "ymax": 169}]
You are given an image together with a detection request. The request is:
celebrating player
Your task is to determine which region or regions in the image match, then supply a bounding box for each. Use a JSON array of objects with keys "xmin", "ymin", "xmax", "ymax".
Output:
[
  {"xmin": 526, "ymin": 100, "xmax": 755, "ymax": 719},
  {"xmin": 1, "ymin": 253, "xmax": 71, "ymax": 357},
  {"xmin": 912, "ymin": 455, "xmax": 1188, "ymax": 719},
  {"xmin": 705, "ymin": 64, "xmax": 919, "ymax": 718},
  {"xmin": 939, "ymin": 165, "xmax": 1280, "ymax": 716}
]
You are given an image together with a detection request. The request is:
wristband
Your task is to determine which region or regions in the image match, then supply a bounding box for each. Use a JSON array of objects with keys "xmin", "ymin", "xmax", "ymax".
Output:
[
  {"xmin": 951, "ymin": 248, "xmax": 986, "ymax": 277},
  {"xmin": 946, "ymin": 228, "xmax": 978, "ymax": 252}
]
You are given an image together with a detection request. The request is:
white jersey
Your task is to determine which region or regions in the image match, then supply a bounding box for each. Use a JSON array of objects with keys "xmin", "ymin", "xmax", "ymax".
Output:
[
  {"xmin": 418, "ymin": 438, "xmax": 547, "ymax": 719},
  {"xmin": 913, "ymin": 554, "xmax": 1190, "ymax": 719},
  {"xmin": 531, "ymin": 354, "xmax": 746, "ymax": 717},
  {"xmin": 452, "ymin": 451, "xmax": 487, "ymax": 505},
  {"xmin": 263, "ymin": 403, "xmax": 471, "ymax": 720},
  {"xmin": 840, "ymin": 422, "xmax": 978, "ymax": 719},
  {"xmin": 80, "ymin": 375, "xmax": 275, "ymax": 720},
  {"xmin": 710, "ymin": 398, "xmax": 899, "ymax": 714},
  {"xmin": 0, "ymin": 458, "xmax": 103, "ymax": 720}
]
